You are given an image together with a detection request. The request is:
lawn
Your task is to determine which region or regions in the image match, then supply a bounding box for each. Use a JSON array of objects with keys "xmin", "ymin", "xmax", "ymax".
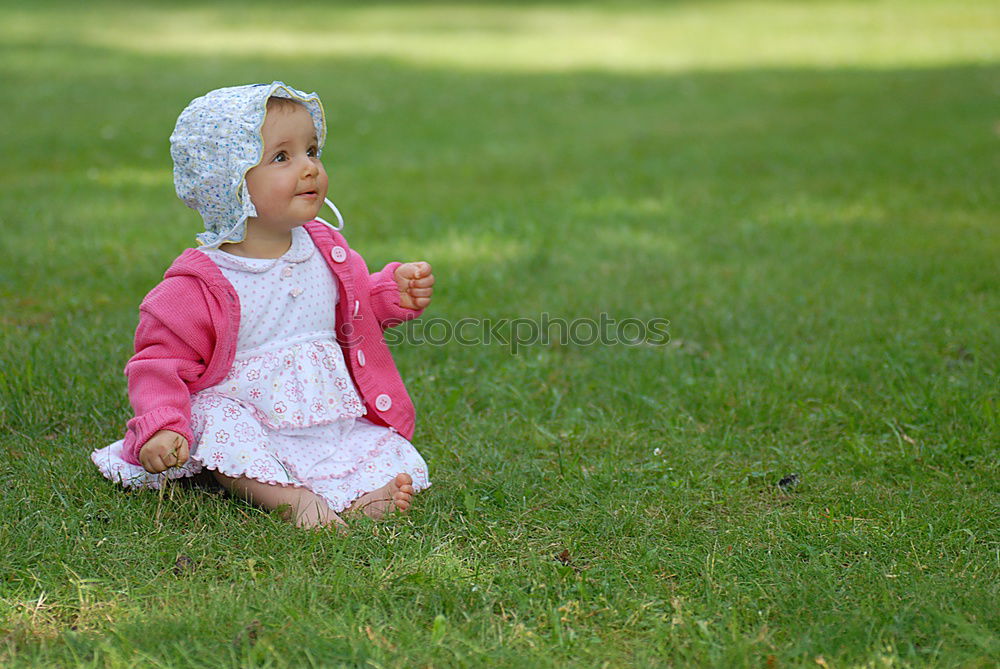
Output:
[{"xmin": 1, "ymin": 0, "xmax": 998, "ymax": 666}]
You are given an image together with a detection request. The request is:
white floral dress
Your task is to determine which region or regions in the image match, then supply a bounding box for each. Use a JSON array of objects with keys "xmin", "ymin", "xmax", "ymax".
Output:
[{"xmin": 92, "ymin": 227, "xmax": 430, "ymax": 511}]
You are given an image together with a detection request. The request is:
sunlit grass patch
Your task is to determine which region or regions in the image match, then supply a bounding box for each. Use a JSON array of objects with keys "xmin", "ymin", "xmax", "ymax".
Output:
[{"xmin": 3, "ymin": 1, "xmax": 1000, "ymax": 72}]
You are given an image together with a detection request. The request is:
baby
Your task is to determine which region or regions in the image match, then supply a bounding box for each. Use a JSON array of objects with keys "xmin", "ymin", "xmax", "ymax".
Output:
[{"xmin": 92, "ymin": 82, "xmax": 434, "ymax": 528}]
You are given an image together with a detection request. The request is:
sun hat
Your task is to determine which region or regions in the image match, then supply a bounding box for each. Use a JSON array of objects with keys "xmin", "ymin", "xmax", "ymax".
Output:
[{"xmin": 170, "ymin": 81, "xmax": 343, "ymax": 248}]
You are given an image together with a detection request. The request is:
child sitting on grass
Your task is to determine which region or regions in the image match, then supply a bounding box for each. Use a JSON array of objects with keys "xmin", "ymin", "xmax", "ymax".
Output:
[{"xmin": 92, "ymin": 82, "xmax": 434, "ymax": 529}]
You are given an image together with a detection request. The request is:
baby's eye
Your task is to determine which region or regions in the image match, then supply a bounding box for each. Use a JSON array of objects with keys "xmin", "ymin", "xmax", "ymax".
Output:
[
  {"xmin": 307, "ymin": 146, "xmax": 319, "ymax": 158},
  {"xmin": 272, "ymin": 151, "xmax": 288, "ymax": 163}
]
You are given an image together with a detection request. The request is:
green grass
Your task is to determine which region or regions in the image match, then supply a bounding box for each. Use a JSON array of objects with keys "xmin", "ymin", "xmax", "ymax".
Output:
[{"xmin": 1, "ymin": 0, "xmax": 998, "ymax": 666}]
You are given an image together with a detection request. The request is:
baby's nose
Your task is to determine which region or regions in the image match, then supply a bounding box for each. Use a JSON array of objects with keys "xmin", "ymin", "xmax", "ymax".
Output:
[{"xmin": 301, "ymin": 158, "xmax": 319, "ymax": 176}]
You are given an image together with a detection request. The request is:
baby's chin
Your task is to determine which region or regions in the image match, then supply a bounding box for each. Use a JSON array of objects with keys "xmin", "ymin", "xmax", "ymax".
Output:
[
  {"xmin": 289, "ymin": 206, "xmax": 324, "ymax": 225},
  {"xmin": 307, "ymin": 196, "xmax": 328, "ymax": 218}
]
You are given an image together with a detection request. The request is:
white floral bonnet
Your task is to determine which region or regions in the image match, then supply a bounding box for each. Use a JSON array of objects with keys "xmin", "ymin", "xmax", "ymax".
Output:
[{"xmin": 170, "ymin": 81, "xmax": 344, "ymax": 248}]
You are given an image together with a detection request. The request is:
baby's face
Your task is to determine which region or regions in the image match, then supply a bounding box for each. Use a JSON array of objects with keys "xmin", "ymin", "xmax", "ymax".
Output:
[{"xmin": 244, "ymin": 103, "xmax": 328, "ymax": 232}]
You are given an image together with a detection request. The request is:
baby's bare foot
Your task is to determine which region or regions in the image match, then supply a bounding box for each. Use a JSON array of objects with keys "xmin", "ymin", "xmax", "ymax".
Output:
[
  {"xmin": 347, "ymin": 473, "xmax": 414, "ymax": 520},
  {"xmin": 294, "ymin": 501, "xmax": 348, "ymax": 531}
]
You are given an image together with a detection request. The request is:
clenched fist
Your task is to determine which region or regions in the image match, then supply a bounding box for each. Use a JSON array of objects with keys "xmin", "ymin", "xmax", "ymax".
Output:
[
  {"xmin": 394, "ymin": 261, "xmax": 435, "ymax": 310},
  {"xmin": 138, "ymin": 429, "xmax": 190, "ymax": 474}
]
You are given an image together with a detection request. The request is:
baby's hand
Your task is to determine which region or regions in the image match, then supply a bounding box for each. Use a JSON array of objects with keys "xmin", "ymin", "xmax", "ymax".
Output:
[
  {"xmin": 394, "ymin": 261, "xmax": 435, "ymax": 310},
  {"xmin": 138, "ymin": 430, "xmax": 190, "ymax": 474}
]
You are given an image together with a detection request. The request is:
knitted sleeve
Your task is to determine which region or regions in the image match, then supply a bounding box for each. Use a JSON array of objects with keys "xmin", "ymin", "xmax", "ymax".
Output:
[{"xmin": 120, "ymin": 277, "xmax": 212, "ymax": 465}]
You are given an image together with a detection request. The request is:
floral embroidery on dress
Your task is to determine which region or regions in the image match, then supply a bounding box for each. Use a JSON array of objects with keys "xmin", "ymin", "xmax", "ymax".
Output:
[
  {"xmin": 235, "ymin": 422, "xmax": 257, "ymax": 443},
  {"xmin": 219, "ymin": 337, "xmax": 364, "ymax": 431}
]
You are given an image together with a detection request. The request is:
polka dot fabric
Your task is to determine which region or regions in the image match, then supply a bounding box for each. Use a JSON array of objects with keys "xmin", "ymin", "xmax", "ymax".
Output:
[
  {"xmin": 91, "ymin": 228, "xmax": 431, "ymax": 511},
  {"xmin": 199, "ymin": 227, "xmax": 367, "ymax": 431}
]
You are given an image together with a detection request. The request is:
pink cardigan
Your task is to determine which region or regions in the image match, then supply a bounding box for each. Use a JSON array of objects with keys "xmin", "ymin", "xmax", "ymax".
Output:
[{"xmin": 120, "ymin": 221, "xmax": 423, "ymax": 465}]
